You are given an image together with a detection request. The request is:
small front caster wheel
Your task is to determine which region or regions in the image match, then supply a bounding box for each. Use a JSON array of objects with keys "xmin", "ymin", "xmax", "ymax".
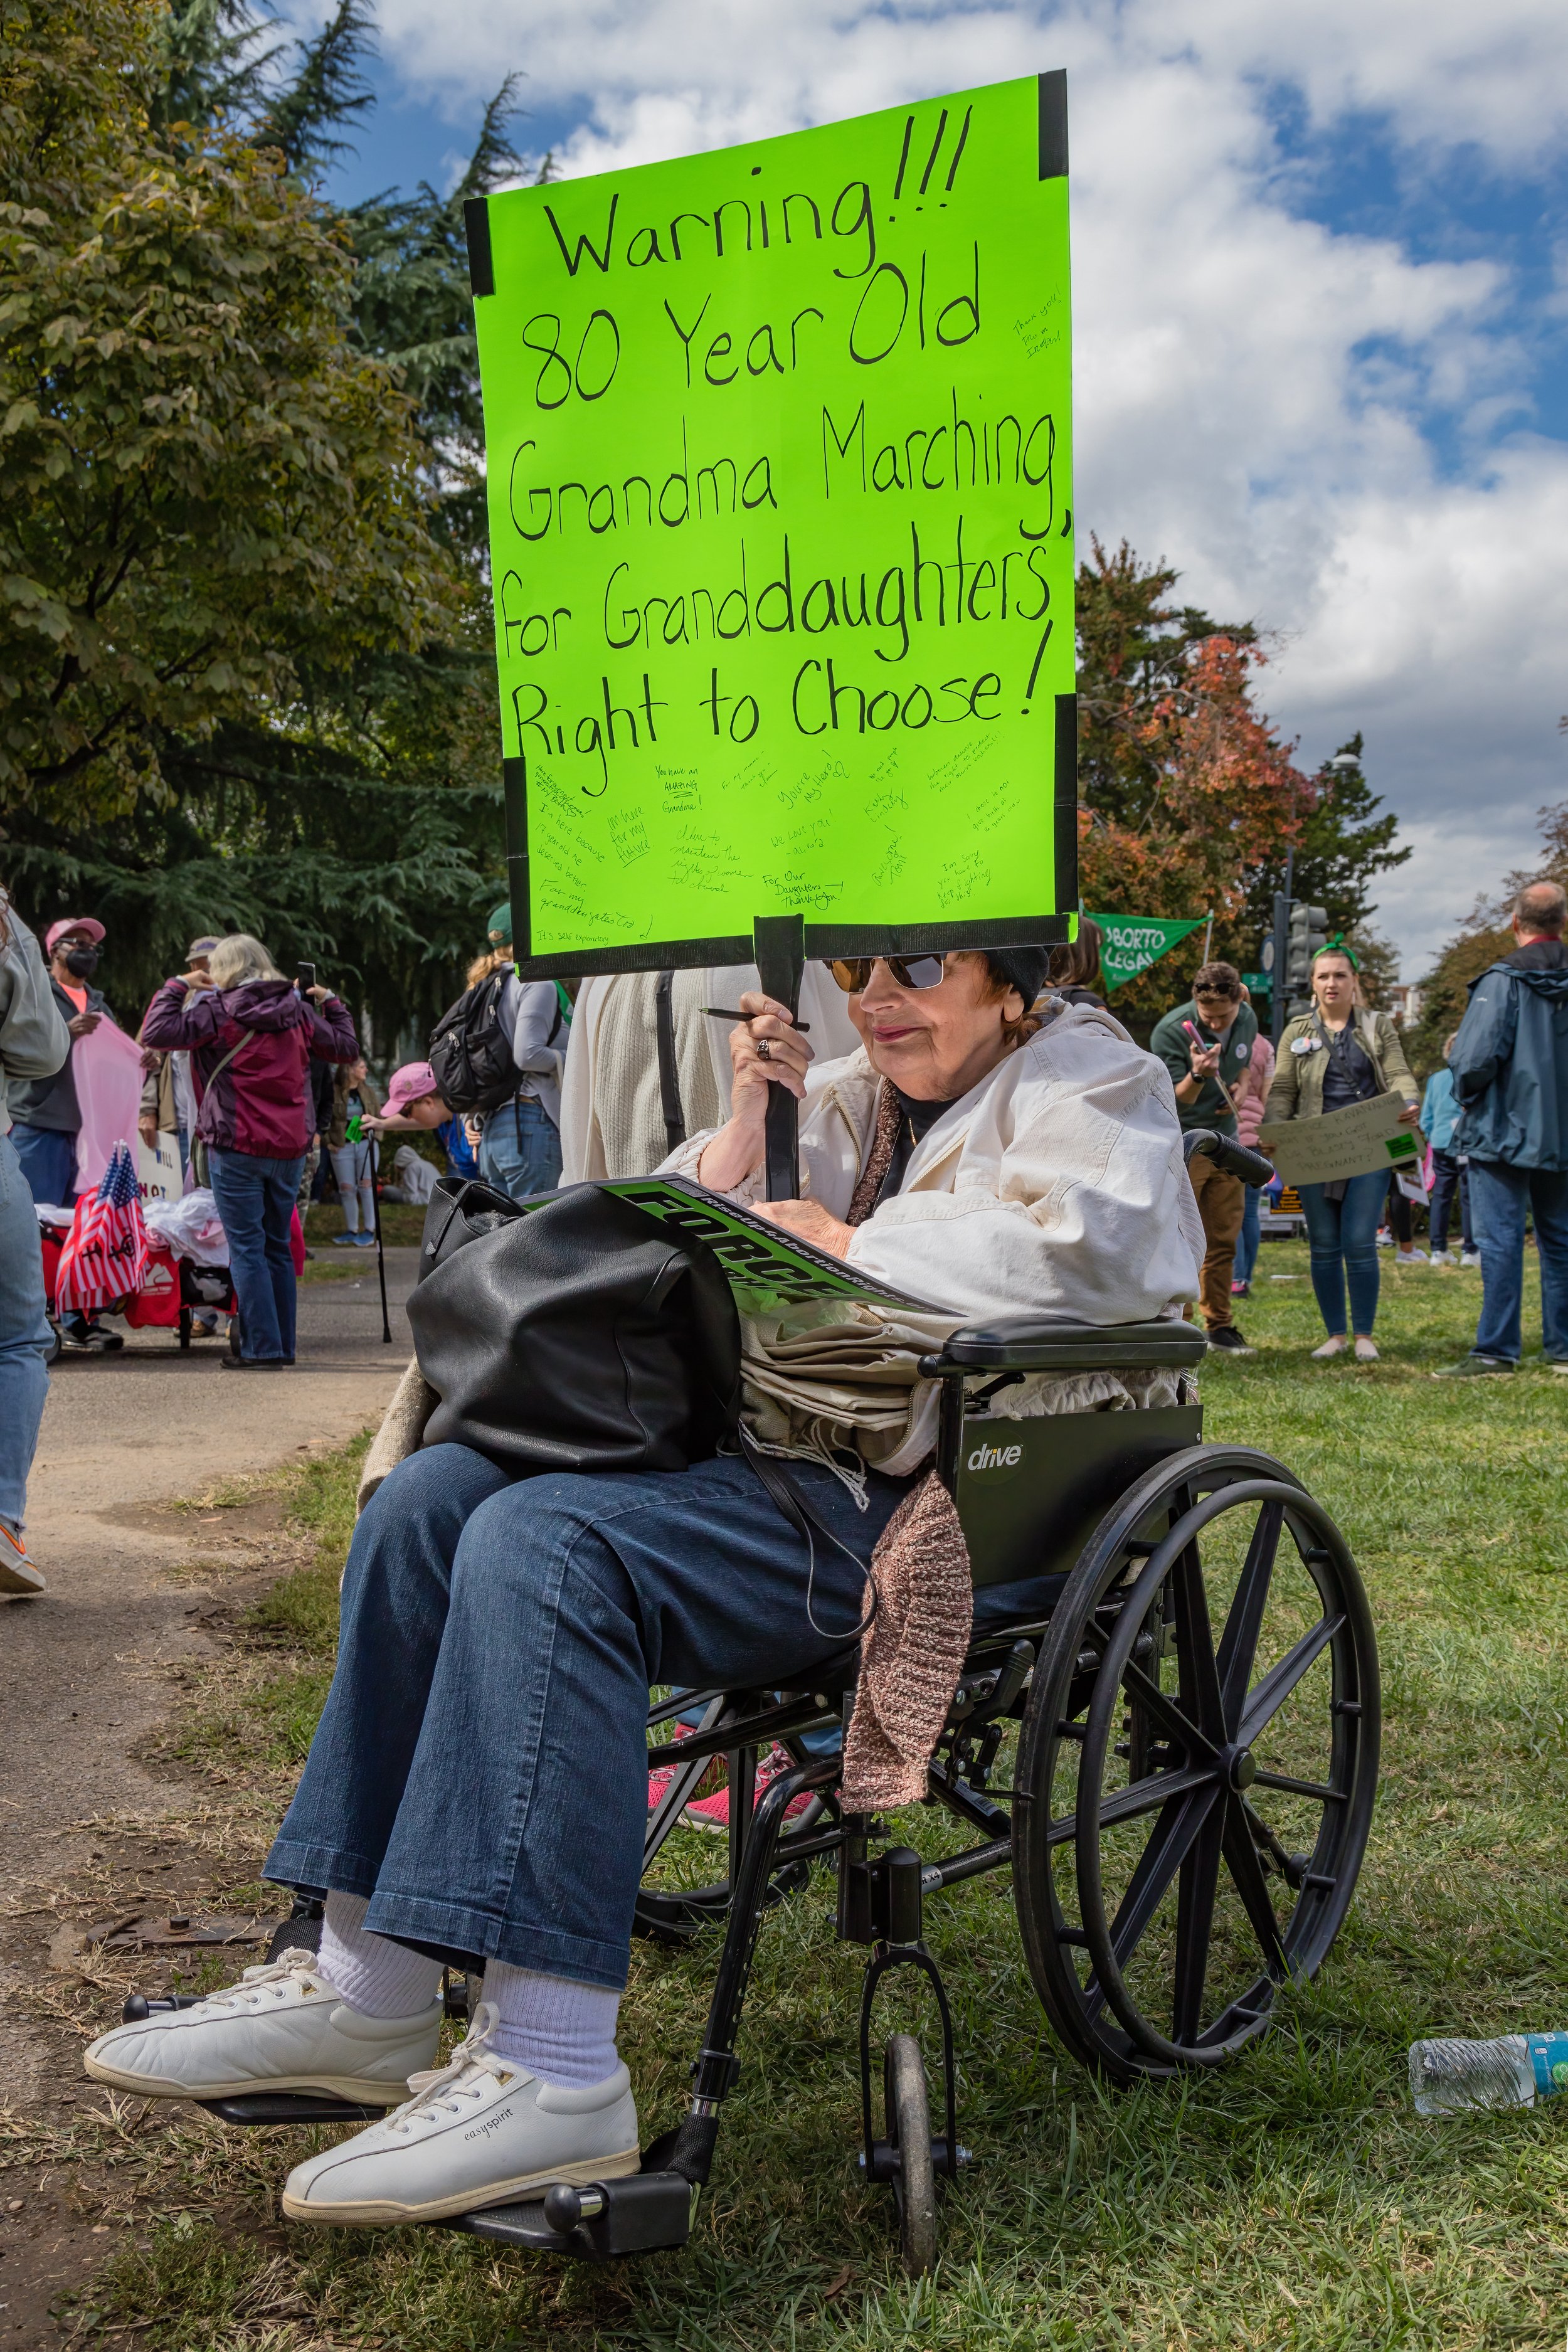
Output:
[{"xmin": 884, "ymin": 2033, "xmax": 937, "ymax": 2277}]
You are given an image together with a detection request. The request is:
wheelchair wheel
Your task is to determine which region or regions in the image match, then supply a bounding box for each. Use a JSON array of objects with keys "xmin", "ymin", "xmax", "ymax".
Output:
[
  {"xmin": 883, "ymin": 2034, "xmax": 937, "ymax": 2277},
  {"xmin": 1013, "ymin": 1445, "xmax": 1379, "ymax": 2084}
]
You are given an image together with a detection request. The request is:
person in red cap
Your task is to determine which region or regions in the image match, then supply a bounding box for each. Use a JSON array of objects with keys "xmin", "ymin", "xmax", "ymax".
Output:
[
  {"xmin": 6, "ymin": 918, "xmax": 125, "ymax": 1350},
  {"xmin": 363, "ymin": 1062, "xmax": 479, "ymax": 1183}
]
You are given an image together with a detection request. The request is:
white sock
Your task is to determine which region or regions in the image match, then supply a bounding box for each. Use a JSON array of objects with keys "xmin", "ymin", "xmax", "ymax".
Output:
[
  {"xmin": 315, "ymin": 1890, "xmax": 443, "ymax": 2019},
  {"xmin": 482, "ymin": 1961, "xmax": 620, "ymax": 2089}
]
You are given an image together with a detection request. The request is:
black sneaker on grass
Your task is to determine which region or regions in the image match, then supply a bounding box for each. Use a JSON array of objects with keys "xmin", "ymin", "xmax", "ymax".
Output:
[{"xmin": 1207, "ymin": 1326, "xmax": 1254, "ymax": 1355}]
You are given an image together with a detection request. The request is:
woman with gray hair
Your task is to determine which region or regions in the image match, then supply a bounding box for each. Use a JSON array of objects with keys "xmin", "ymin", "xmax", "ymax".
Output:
[{"xmin": 142, "ymin": 935, "xmax": 358, "ymax": 1366}]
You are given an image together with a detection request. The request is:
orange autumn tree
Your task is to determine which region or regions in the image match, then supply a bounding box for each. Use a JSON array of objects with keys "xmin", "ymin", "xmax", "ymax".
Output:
[{"xmin": 1074, "ymin": 539, "xmax": 1315, "ymax": 1029}]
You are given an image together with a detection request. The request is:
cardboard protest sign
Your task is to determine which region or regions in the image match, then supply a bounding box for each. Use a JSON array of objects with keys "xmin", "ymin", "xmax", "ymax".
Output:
[
  {"xmin": 1258, "ymin": 1094, "xmax": 1421, "ymax": 1189},
  {"xmin": 467, "ymin": 73, "xmax": 1077, "ymax": 975},
  {"xmin": 1090, "ymin": 913, "xmax": 1205, "ymax": 992}
]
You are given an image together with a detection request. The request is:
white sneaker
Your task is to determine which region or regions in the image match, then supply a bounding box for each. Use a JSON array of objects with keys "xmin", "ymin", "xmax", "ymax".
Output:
[
  {"xmin": 1395, "ymin": 1248, "xmax": 1428, "ymax": 1265},
  {"xmin": 83, "ymin": 1949, "xmax": 441, "ymax": 2104},
  {"xmin": 1460, "ymin": 1249, "xmax": 1481, "ymax": 1268},
  {"xmin": 282, "ymin": 2003, "xmax": 640, "ymax": 2226},
  {"xmin": 1353, "ymin": 1336, "xmax": 1380, "ymax": 1361},
  {"xmin": 1311, "ymin": 1335, "xmax": 1348, "ymax": 1359},
  {"xmin": 1428, "ymin": 1251, "xmax": 1456, "ymax": 1266}
]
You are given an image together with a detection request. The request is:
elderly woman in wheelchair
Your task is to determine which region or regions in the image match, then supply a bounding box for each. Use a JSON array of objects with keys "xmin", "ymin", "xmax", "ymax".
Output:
[{"xmin": 84, "ymin": 946, "xmax": 1377, "ymax": 2272}]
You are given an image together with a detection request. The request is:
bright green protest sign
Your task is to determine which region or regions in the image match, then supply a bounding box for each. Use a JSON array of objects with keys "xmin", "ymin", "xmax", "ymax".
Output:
[
  {"xmin": 1090, "ymin": 914, "xmax": 1205, "ymax": 992},
  {"xmin": 467, "ymin": 73, "xmax": 1077, "ymax": 975}
]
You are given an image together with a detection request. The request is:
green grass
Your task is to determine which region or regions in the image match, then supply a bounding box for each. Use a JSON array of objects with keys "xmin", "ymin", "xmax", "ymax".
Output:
[
  {"xmin": 305, "ymin": 1200, "xmax": 426, "ymax": 1249},
  {"xmin": 89, "ymin": 1246, "xmax": 1568, "ymax": 2349}
]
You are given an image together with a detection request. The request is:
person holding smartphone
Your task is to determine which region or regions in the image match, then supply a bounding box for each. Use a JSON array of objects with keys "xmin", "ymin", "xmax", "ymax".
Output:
[{"xmin": 1150, "ymin": 963, "xmax": 1260, "ymax": 1354}]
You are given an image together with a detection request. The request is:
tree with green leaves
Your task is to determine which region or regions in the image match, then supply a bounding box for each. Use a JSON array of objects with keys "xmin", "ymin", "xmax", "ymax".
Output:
[
  {"xmin": 0, "ymin": 0, "xmax": 457, "ymax": 824},
  {"xmin": 0, "ymin": 0, "xmax": 548, "ymax": 1047}
]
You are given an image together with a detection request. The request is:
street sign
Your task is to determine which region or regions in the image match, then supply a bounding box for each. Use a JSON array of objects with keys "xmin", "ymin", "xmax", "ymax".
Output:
[{"xmin": 466, "ymin": 73, "xmax": 1078, "ymax": 977}]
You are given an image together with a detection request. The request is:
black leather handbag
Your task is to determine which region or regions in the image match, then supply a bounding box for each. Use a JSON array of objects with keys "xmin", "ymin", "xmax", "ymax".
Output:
[
  {"xmin": 416, "ymin": 1174, "xmax": 531, "ymax": 1279},
  {"xmin": 405, "ymin": 1181, "xmax": 741, "ymax": 1476}
]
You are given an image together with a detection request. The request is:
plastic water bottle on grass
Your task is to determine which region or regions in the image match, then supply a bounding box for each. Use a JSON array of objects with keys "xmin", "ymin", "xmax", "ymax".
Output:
[{"xmin": 1410, "ymin": 2033, "xmax": 1568, "ymax": 2114}]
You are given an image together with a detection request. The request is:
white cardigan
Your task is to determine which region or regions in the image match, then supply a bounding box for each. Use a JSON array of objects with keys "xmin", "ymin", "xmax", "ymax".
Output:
[{"xmin": 662, "ymin": 999, "xmax": 1205, "ymax": 1330}]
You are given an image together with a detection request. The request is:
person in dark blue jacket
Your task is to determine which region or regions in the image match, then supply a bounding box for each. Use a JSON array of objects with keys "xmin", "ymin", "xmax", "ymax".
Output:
[{"xmin": 1435, "ymin": 881, "xmax": 1568, "ymax": 1375}]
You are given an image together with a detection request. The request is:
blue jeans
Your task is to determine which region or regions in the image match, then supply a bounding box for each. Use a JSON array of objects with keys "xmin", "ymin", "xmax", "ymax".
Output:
[
  {"xmin": 1428, "ymin": 1148, "xmax": 1471, "ymax": 1253},
  {"xmin": 1468, "ymin": 1159, "xmax": 1568, "ymax": 1362},
  {"xmin": 1233, "ymin": 1182, "xmax": 1261, "ymax": 1286},
  {"xmin": 479, "ymin": 1098, "xmax": 561, "ymax": 1200},
  {"xmin": 1299, "ymin": 1170, "xmax": 1386, "ymax": 1337},
  {"xmin": 267, "ymin": 1444, "xmax": 1061, "ymax": 1988},
  {"xmin": 9, "ymin": 1121, "xmax": 76, "ymax": 1210},
  {"xmin": 208, "ymin": 1149, "xmax": 304, "ymax": 1362},
  {"xmin": 0, "ymin": 1130, "xmax": 52, "ymax": 1536}
]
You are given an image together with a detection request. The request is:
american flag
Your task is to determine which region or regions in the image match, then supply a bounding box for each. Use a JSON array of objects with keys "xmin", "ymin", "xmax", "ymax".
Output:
[{"xmin": 55, "ymin": 1140, "xmax": 149, "ymax": 1317}]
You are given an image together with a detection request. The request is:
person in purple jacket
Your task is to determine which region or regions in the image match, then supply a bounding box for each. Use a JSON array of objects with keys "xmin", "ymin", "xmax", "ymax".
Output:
[{"xmin": 142, "ymin": 934, "xmax": 358, "ymax": 1368}]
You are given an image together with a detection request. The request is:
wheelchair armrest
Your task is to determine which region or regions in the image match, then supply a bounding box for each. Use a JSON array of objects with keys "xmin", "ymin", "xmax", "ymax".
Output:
[{"xmin": 920, "ymin": 1317, "xmax": 1207, "ymax": 1375}]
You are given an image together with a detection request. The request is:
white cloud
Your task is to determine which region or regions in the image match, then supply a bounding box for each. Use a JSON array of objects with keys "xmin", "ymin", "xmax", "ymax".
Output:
[{"xmin": 368, "ymin": 0, "xmax": 1568, "ymax": 967}]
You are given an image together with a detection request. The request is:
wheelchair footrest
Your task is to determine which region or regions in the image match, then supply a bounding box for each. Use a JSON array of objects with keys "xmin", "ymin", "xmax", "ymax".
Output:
[
  {"xmin": 196, "ymin": 2093, "xmax": 390, "ymax": 2126},
  {"xmin": 450, "ymin": 2170, "xmax": 694, "ymax": 2259}
]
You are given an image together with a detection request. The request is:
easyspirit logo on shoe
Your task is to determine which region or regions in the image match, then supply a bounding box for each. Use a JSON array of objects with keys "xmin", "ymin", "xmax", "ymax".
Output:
[{"xmin": 464, "ymin": 2110, "xmax": 513, "ymax": 2143}]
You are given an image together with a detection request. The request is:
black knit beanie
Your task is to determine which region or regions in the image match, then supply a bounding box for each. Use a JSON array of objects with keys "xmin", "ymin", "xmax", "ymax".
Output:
[{"xmin": 985, "ymin": 946, "xmax": 1051, "ymax": 1005}]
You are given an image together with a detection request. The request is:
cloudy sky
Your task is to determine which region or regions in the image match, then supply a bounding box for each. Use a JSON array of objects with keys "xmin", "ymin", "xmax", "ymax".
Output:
[{"xmin": 292, "ymin": 0, "xmax": 1568, "ymax": 973}]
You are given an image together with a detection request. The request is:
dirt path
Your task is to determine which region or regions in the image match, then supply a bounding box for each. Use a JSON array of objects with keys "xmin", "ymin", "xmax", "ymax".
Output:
[{"xmin": 0, "ymin": 1251, "xmax": 418, "ymax": 2345}]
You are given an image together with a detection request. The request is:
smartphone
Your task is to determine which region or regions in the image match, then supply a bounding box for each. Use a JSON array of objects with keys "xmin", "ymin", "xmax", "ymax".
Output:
[{"xmin": 296, "ymin": 961, "xmax": 316, "ymax": 993}]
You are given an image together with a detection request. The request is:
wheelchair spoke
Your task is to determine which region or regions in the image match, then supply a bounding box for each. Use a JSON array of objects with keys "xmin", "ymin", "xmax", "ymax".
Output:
[
  {"xmin": 1120, "ymin": 1658, "xmax": 1219, "ymax": 1762},
  {"xmin": 1172, "ymin": 1539, "xmax": 1226, "ymax": 1744},
  {"xmin": 1096, "ymin": 1758, "xmax": 1216, "ymax": 1830},
  {"xmin": 1250, "ymin": 1766, "xmax": 1341, "ymax": 1804},
  {"xmin": 1221, "ymin": 1801, "xmax": 1288, "ymax": 1971},
  {"xmin": 1215, "ymin": 1503, "xmax": 1283, "ymax": 1737},
  {"xmin": 1172, "ymin": 1793, "xmax": 1226, "ymax": 2045},
  {"xmin": 1106, "ymin": 1783, "xmax": 1222, "ymax": 1971},
  {"xmin": 1238, "ymin": 1614, "xmax": 1344, "ymax": 1746}
]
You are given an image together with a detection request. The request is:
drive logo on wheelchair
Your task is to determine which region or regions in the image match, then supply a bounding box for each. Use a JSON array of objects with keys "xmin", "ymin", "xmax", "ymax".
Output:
[{"xmin": 965, "ymin": 1438, "xmax": 1025, "ymax": 1473}]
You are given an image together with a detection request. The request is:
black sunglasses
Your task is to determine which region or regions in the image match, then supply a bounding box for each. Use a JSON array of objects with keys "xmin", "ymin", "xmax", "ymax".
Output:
[{"xmin": 827, "ymin": 955, "xmax": 947, "ymax": 994}]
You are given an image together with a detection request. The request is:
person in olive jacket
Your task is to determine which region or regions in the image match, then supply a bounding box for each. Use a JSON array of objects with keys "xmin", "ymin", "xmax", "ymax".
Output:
[{"xmin": 1264, "ymin": 945, "xmax": 1419, "ymax": 1362}]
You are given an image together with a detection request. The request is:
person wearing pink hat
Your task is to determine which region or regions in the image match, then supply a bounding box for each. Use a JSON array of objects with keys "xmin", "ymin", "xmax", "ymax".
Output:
[{"xmin": 364, "ymin": 1062, "xmax": 478, "ymax": 1182}]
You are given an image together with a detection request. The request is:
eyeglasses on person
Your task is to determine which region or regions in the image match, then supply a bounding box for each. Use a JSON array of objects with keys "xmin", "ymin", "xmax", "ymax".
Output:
[{"xmin": 826, "ymin": 954, "xmax": 947, "ymax": 993}]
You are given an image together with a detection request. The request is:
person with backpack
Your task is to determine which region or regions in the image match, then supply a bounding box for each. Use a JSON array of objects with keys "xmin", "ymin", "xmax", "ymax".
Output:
[
  {"xmin": 428, "ymin": 905, "xmax": 569, "ymax": 1200},
  {"xmin": 1435, "ymin": 881, "xmax": 1568, "ymax": 1375}
]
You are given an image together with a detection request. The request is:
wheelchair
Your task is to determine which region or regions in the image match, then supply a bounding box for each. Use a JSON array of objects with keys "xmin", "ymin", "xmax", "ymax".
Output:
[{"xmin": 122, "ymin": 1130, "xmax": 1380, "ymax": 2278}]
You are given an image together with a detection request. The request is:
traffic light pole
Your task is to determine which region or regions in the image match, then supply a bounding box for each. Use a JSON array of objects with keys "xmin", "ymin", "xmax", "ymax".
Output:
[{"xmin": 1271, "ymin": 848, "xmax": 1293, "ymax": 1047}]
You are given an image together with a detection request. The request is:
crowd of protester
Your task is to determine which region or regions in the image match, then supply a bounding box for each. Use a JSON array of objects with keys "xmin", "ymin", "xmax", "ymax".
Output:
[
  {"xmin": 3, "ymin": 875, "xmax": 1565, "ymax": 1605},
  {"xmin": 3, "ymin": 869, "xmax": 1564, "ymax": 2226}
]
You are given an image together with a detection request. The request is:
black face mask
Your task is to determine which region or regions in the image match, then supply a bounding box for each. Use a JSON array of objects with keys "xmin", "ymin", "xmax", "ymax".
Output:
[{"xmin": 63, "ymin": 946, "xmax": 101, "ymax": 977}]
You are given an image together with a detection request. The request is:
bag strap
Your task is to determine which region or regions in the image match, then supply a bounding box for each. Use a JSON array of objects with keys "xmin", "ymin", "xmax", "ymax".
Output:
[
  {"xmin": 654, "ymin": 970, "xmax": 686, "ymax": 1153},
  {"xmin": 738, "ymin": 1425, "xmax": 878, "ymax": 1641},
  {"xmin": 200, "ymin": 1027, "xmax": 257, "ymax": 1098}
]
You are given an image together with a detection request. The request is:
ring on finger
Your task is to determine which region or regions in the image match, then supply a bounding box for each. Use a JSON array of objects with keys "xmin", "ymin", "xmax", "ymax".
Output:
[{"xmin": 756, "ymin": 1037, "xmax": 771, "ymax": 1061}]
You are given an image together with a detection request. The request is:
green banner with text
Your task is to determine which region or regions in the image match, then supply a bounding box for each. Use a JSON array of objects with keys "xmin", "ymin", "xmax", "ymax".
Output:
[
  {"xmin": 1090, "ymin": 913, "xmax": 1205, "ymax": 992},
  {"xmin": 469, "ymin": 73, "xmax": 1077, "ymax": 974}
]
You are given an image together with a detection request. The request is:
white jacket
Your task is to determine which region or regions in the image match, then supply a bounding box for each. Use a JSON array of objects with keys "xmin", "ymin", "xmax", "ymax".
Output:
[{"xmin": 663, "ymin": 999, "xmax": 1204, "ymax": 1329}]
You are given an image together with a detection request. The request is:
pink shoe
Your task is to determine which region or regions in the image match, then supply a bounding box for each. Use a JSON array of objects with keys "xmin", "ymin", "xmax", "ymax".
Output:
[
  {"xmin": 684, "ymin": 1746, "xmax": 817, "ymax": 1834},
  {"xmin": 647, "ymin": 1764, "xmax": 676, "ymax": 1811}
]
